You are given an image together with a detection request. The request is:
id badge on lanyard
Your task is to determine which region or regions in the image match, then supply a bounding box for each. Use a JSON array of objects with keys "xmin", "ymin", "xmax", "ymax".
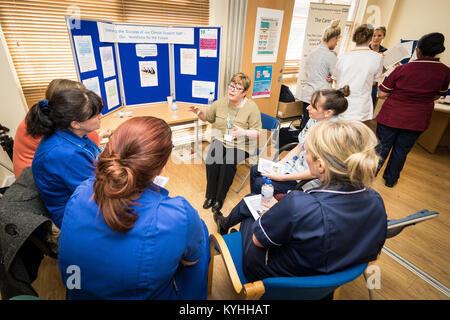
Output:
[{"xmin": 225, "ymin": 98, "xmax": 245, "ymax": 141}]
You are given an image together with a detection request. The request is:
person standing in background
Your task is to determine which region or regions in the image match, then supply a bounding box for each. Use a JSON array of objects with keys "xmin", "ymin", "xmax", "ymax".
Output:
[
  {"xmin": 333, "ymin": 24, "xmax": 384, "ymax": 122},
  {"xmin": 375, "ymin": 32, "xmax": 449, "ymax": 187},
  {"xmin": 369, "ymin": 26, "xmax": 388, "ymax": 108},
  {"xmin": 298, "ymin": 20, "xmax": 341, "ymax": 130}
]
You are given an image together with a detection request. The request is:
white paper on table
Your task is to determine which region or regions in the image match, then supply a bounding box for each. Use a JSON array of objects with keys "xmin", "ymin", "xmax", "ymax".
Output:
[
  {"xmin": 139, "ymin": 61, "xmax": 158, "ymax": 87},
  {"xmin": 383, "ymin": 42, "xmax": 411, "ymax": 69},
  {"xmin": 99, "ymin": 46, "xmax": 116, "ymax": 79},
  {"xmin": 180, "ymin": 48, "xmax": 197, "ymax": 75},
  {"xmin": 192, "ymin": 80, "xmax": 215, "ymax": 99},
  {"xmin": 154, "ymin": 176, "xmax": 169, "ymax": 188},
  {"xmin": 136, "ymin": 44, "xmax": 157, "ymax": 57},
  {"xmin": 104, "ymin": 79, "xmax": 119, "ymax": 109},
  {"xmin": 74, "ymin": 35, "xmax": 97, "ymax": 73},
  {"xmin": 244, "ymin": 195, "xmax": 268, "ymax": 220},
  {"xmin": 199, "ymin": 28, "xmax": 217, "ymax": 57},
  {"xmin": 82, "ymin": 77, "xmax": 101, "ymax": 97}
]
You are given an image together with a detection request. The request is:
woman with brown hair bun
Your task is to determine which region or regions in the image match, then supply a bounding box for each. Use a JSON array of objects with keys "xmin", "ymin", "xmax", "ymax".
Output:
[
  {"xmin": 58, "ymin": 116, "xmax": 210, "ymax": 300},
  {"xmin": 333, "ymin": 24, "xmax": 384, "ymax": 121}
]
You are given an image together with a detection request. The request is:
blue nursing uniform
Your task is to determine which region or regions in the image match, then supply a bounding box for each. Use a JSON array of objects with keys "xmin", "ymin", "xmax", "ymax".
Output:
[
  {"xmin": 241, "ymin": 184, "xmax": 387, "ymax": 282},
  {"xmin": 58, "ymin": 177, "xmax": 210, "ymax": 300},
  {"xmin": 32, "ymin": 129, "xmax": 100, "ymax": 228}
]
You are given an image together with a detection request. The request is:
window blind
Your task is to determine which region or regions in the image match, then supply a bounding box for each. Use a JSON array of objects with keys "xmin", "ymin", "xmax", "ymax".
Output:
[{"xmin": 0, "ymin": 0, "xmax": 209, "ymax": 108}]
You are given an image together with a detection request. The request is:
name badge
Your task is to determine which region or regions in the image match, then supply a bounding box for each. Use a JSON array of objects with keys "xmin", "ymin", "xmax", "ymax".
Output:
[{"xmin": 224, "ymin": 134, "xmax": 234, "ymax": 142}]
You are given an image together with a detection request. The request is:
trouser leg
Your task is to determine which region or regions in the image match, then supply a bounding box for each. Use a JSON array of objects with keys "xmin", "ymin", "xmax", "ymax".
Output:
[
  {"xmin": 205, "ymin": 140, "xmax": 225, "ymax": 199},
  {"xmin": 375, "ymin": 123, "xmax": 397, "ymax": 175},
  {"xmin": 250, "ymin": 165, "xmax": 264, "ymax": 194},
  {"xmin": 383, "ymin": 128, "xmax": 422, "ymax": 184},
  {"xmin": 221, "ymin": 196, "xmax": 254, "ymax": 230},
  {"xmin": 215, "ymin": 147, "xmax": 248, "ymax": 202}
]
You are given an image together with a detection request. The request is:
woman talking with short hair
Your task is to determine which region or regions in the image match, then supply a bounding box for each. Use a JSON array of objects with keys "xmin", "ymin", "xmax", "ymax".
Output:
[
  {"xmin": 214, "ymin": 120, "xmax": 387, "ymax": 281},
  {"xmin": 58, "ymin": 116, "xmax": 210, "ymax": 300}
]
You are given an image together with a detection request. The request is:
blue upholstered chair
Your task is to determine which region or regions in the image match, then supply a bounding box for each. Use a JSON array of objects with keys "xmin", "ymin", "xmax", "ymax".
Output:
[
  {"xmin": 235, "ymin": 112, "xmax": 279, "ymax": 193},
  {"xmin": 208, "ymin": 231, "xmax": 368, "ymax": 300}
]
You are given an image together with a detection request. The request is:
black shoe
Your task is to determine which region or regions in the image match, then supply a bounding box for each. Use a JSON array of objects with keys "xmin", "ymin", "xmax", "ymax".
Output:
[
  {"xmin": 213, "ymin": 210, "xmax": 228, "ymax": 235},
  {"xmin": 211, "ymin": 200, "xmax": 223, "ymax": 213},
  {"xmin": 203, "ymin": 198, "xmax": 215, "ymax": 209},
  {"xmin": 384, "ymin": 180, "xmax": 397, "ymax": 188}
]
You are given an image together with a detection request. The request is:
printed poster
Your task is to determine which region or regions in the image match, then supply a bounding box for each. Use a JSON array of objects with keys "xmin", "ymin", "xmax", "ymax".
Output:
[
  {"xmin": 199, "ymin": 28, "xmax": 217, "ymax": 57},
  {"xmin": 139, "ymin": 61, "xmax": 158, "ymax": 87},
  {"xmin": 252, "ymin": 65, "xmax": 272, "ymax": 98},
  {"xmin": 73, "ymin": 35, "xmax": 97, "ymax": 73},
  {"xmin": 296, "ymin": 3, "xmax": 350, "ymax": 92},
  {"xmin": 82, "ymin": 77, "xmax": 101, "ymax": 97},
  {"xmin": 192, "ymin": 80, "xmax": 215, "ymax": 99},
  {"xmin": 104, "ymin": 79, "xmax": 119, "ymax": 110},
  {"xmin": 180, "ymin": 48, "xmax": 197, "ymax": 75},
  {"xmin": 136, "ymin": 44, "xmax": 158, "ymax": 57},
  {"xmin": 251, "ymin": 8, "xmax": 284, "ymax": 63},
  {"xmin": 99, "ymin": 46, "xmax": 116, "ymax": 79}
]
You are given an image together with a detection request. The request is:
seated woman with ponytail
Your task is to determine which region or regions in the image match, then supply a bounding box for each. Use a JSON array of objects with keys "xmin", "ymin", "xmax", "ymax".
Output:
[
  {"xmin": 249, "ymin": 86, "xmax": 350, "ymax": 195},
  {"xmin": 214, "ymin": 120, "xmax": 387, "ymax": 281},
  {"xmin": 58, "ymin": 116, "xmax": 210, "ymax": 300},
  {"xmin": 30, "ymin": 88, "xmax": 104, "ymax": 228}
]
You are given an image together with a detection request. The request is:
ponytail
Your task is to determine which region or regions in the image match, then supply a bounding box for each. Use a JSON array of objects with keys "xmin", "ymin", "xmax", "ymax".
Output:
[
  {"xmin": 322, "ymin": 19, "xmax": 341, "ymax": 42},
  {"xmin": 312, "ymin": 85, "xmax": 350, "ymax": 116},
  {"xmin": 306, "ymin": 120, "xmax": 379, "ymax": 187},
  {"xmin": 94, "ymin": 117, "xmax": 173, "ymax": 233},
  {"xmin": 25, "ymin": 100, "xmax": 55, "ymax": 138}
]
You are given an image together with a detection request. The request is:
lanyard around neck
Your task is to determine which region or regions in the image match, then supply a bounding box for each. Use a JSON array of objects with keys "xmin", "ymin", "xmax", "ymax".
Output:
[
  {"xmin": 59, "ymin": 130, "xmax": 100, "ymax": 161},
  {"xmin": 227, "ymin": 98, "xmax": 246, "ymax": 129}
]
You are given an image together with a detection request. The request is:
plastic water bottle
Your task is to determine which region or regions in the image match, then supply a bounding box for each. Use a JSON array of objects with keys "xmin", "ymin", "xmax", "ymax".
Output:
[
  {"xmin": 171, "ymin": 99, "xmax": 178, "ymax": 118},
  {"xmin": 261, "ymin": 177, "xmax": 274, "ymax": 206},
  {"xmin": 208, "ymin": 92, "xmax": 214, "ymax": 107}
]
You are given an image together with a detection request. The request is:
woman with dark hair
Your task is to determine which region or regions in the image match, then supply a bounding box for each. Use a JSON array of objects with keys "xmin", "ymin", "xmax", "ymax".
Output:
[
  {"xmin": 58, "ymin": 117, "xmax": 210, "ymax": 300},
  {"xmin": 249, "ymin": 86, "xmax": 350, "ymax": 194},
  {"xmin": 375, "ymin": 32, "xmax": 450, "ymax": 187},
  {"xmin": 30, "ymin": 88, "xmax": 104, "ymax": 228},
  {"xmin": 333, "ymin": 24, "xmax": 384, "ymax": 121},
  {"xmin": 13, "ymin": 79, "xmax": 110, "ymax": 179}
]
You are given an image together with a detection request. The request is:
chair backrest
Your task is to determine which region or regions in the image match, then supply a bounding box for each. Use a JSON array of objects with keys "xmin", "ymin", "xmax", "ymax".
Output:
[
  {"xmin": 218, "ymin": 231, "xmax": 367, "ymax": 300},
  {"xmin": 387, "ymin": 209, "xmax": 438, "ymax": 239},
  {"xmin": 260, "ymin": 112, "xmax": 279, "ymax": 131}
]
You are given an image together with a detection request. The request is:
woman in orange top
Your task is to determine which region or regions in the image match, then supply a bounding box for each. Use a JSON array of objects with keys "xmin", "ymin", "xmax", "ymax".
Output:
[{"xmin": 13, "ymin": 79, "xmax": 111, "ymax": 178}]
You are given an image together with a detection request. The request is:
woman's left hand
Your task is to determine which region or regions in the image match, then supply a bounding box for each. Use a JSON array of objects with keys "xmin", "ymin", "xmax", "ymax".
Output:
[
  {"xmin": 231, "ymin": 125, "xmax": 246, "ymax": 138},
  {"xmin": 99, "ymin": 128, "xmax": 112, "ymax": 139}
]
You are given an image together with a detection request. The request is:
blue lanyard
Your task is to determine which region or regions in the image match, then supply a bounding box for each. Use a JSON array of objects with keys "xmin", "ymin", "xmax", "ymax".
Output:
[
  {"xmin": 58, "ymin": 130, "xmax": 101, "ymax": 161},
  {"xmin": 226, "ymin": 98, "xmax": 246, "ymax": 130}
]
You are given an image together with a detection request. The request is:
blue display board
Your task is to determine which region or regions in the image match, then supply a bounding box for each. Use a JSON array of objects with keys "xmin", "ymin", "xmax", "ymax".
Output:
[
  {"xmin": 68, "ymin": 19, "xmax": 221, "ymax": 109},
  {"xmin": 174, "ymin": 27, "xmax": 221, "ymax": 104},
  {"xmin": 117, "ymin": 43, "xmax": 171, "ymax": 106},
  {"xmin": 67, "ymin": 19, "xmax": 122, "ymax": 115}
]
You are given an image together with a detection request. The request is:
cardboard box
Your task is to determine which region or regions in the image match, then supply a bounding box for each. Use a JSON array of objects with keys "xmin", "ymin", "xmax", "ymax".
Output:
[{"xmin": 277, "ymin": 101, "xmax": 303, "ymax": 119}]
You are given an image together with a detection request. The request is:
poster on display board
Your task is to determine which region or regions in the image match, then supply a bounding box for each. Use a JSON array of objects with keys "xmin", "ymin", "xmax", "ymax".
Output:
[
  {"xmin": 296, "ymin": 3, "xmax": 350, "ymax": 93},
  {"xmin": 251, "ymin": 8, "xmax": 284, "ymax": 63},
  {"xmin": 252, "ymin": 65, "xmax": 273, "ymax": 98}
]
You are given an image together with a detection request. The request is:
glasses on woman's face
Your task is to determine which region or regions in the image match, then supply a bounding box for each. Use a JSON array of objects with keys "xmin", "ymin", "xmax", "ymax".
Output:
[{"xmin": 228, "ymin": 83, "xmax": 244, "ymax": 92}]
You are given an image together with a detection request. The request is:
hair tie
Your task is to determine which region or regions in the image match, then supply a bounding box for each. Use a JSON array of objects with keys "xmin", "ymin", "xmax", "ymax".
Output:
[{"xmin": 38, "ymin": 99, "xmax": 50, "ymax": 116}]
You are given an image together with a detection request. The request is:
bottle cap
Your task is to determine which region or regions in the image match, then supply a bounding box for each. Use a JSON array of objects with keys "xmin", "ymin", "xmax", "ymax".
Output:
[{"xmin": 293, "ymin": 155, "xmax": 298, "ymax": 160}]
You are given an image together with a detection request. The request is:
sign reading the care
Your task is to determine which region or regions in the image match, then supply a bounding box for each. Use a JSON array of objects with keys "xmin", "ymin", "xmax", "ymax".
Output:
[{"xmin": 97, "ymin": 22, "xmax": 194, "ymax": 44}]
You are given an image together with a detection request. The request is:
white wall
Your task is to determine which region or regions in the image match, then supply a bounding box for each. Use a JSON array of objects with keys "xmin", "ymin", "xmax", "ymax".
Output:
[{"xmin": 0, "ymin": 25, "xmax": 27, "ymax": 186}]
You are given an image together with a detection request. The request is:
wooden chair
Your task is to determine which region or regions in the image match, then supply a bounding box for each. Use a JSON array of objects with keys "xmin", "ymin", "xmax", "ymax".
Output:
[{"xmin": 208, "ymin": 231, "xmax": 368, "ymax": 300}]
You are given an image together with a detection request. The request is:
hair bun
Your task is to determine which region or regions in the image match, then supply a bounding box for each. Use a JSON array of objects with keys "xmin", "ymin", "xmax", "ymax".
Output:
[
  {"xmin": 331, "ymin": 20, "xmax": 340, "ymax": 28},
  {"xmin": 338, "ymin": 85, "xmax": 351, "ymax": 97}
]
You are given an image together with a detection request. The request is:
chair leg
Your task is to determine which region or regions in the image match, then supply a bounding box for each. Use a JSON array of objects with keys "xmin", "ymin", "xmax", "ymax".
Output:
[
  {"xmin": 235, "ymin": 170, "xmax": 250, "ymax": 193},
  {"xmin": 363, "ymin": 271, "xmax": 374, "ymax": 300},
  {"xmin": 207, "ymin": 238, "xmax": 218, "ymax": 295}
]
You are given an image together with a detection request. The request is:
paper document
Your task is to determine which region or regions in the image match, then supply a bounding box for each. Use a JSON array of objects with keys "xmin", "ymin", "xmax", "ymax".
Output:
[
  {"xmin": 180, "ymin": 48, "xmax": 197, "ymax": 75},
  {"xmin": 74, "ymin": 35, "xmax": 97, "ymax": 73},
  {"xmin": 244, "ymin": 195, "xmax": 268, "ymax": 220},
  {"xmin": 139, "ymin": 61, "xmax": 158, "ymax": 87},
  {"xmin": 257, "ymin": 158, "xmax": 286, "ymax": 175},
  {"xmin": 99, "ymin": 46, "xmax": 116, "ymax": 79},
  {"xmin": 383, "ymin": 42, "xmax": 411, "ymax": 69},
  {"xmin": 104, "ymin": 79, "xmax": 119, "ymax": 109},
  {"xmin": 154, "ymin": 176, "xmax": 169, "ymax": 188},
  {"xmin": 82, "ymin": 76, "xmax": 101, "ymax": 97}
]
